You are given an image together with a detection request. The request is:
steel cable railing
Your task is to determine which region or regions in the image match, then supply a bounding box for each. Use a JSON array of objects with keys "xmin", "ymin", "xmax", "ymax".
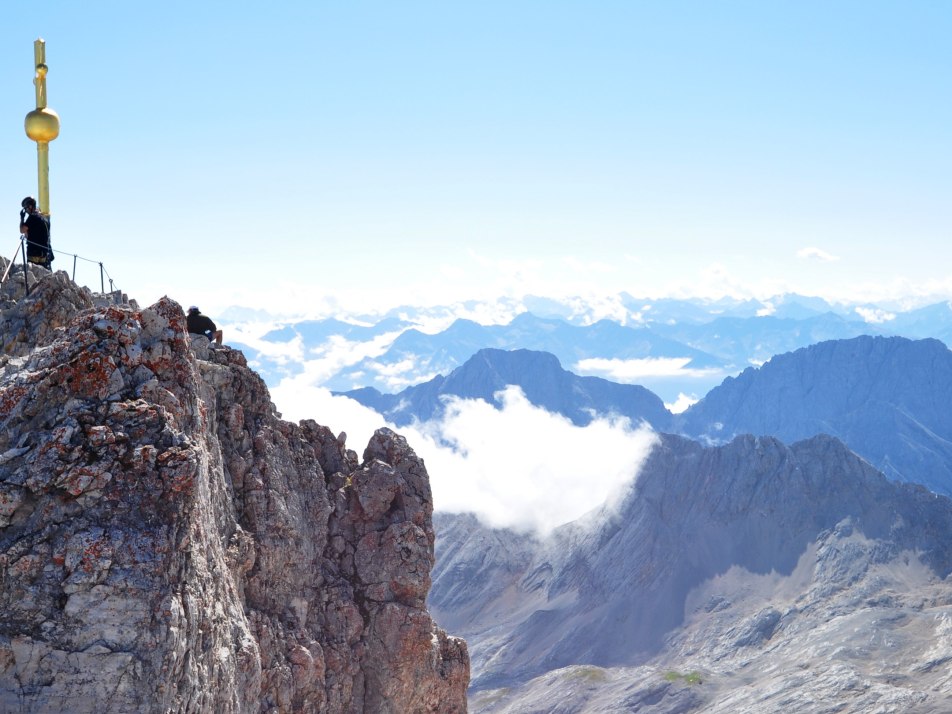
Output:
[{"xmin": 1, "ymin": 234, "xmax": 122, "ymax": 299}]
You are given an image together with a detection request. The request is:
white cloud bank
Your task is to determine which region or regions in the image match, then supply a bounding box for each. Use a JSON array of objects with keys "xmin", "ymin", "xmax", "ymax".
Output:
[
  {"xmin": 405, "ymin": 387, "xmax": 659, "ymax": 534},
  {"xmin": 575, "ymin": 357, "xmax": 722, "ymax": 380},
  {"xmin": 270, "ymin": 382, "xmax": 386, "ymax": 440},
  {"xmin": 271, "ymin": 382, "xmax": 659, "ymax": 536},
  {"xmin": 665, "ymin": 393, "xmax": 698, "ymax": 414},
  {"xmin": 854, "ymin": 306, "xmax": 896, "ymax": 324}
]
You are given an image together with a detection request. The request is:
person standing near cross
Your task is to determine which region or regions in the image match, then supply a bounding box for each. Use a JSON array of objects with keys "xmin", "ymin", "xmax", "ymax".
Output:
[{"xmin": 19, "ymin": 196, "xmax": 52, "ymax": 269}]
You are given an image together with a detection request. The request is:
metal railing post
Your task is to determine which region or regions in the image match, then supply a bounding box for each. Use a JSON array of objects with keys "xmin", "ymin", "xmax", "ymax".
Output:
[
  {"xmin": 99, "ymin": 262, "xmax": 104, "ymax": 293},
  {"xmin": 1, "ymin": 240, "xmax": 23, "ymax": 287},
  {"xmin": 21, "ymin": 238, "xmax": 30, "ymax": 296}
]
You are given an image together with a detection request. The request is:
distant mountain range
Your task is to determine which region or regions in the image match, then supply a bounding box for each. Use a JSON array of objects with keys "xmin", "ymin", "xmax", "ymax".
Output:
[
  {"xmin": 227, "ymin": 294, "xmax": 952, "ymax": 403},
  {"xmin": 649, "ymin": 311, "xmax": 885, "ymax": 368},
  {"xmin": 342, "ymin": 335, "xmax": 952, "ymax": 496},
  {"xmin": 321, "ymin": 312, "xmax": 723, "ymax": 399},
  {"xmin": 431, "ymin": 433, "xmax": 952, "ymax": 711},
  {"xmin": 262, "ymin": 316, "xmax": 412, "ymax": 344}
]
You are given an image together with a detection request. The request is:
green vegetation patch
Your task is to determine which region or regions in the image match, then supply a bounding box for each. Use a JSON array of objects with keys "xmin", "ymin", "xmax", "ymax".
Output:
[
  {"xmin": 565, "ymin": 666, "xmax": 609, "ymax": 683},
  {"xmin": 663, "ymin": 670, "xmax": 703, "ymax": 685},
  {"xmin": 470, "ymin": 687, "xmax": 512, "ymax": 707}
]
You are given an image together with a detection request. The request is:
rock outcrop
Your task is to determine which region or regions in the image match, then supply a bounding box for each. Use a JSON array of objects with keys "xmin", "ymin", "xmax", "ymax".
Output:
[{"xmin": 0, "ymin": 263, "xmax": 468, "ymax": 712}]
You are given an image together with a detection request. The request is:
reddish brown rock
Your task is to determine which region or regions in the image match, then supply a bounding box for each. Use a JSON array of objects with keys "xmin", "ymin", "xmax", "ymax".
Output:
[{"xmin": 0, "ymin": 268, "xmax": 468, "ymax": 712}]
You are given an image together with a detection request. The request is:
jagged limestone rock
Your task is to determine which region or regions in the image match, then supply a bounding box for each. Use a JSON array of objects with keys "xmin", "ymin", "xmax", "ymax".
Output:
[{"xmin": 0, "ymin": 269, "xmax": 468, "ymax": 713}]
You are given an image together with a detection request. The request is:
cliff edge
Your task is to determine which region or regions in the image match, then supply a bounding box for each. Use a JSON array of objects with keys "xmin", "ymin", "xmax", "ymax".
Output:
[{"xmin": 0, "ymin": 264, "xmax": 469, "ymax": 713}]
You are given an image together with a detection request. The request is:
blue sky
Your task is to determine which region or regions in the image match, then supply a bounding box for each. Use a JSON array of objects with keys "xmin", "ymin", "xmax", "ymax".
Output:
[{"xmin": 2, "ymin": 1, "xmax": 951, "ymax": 317}]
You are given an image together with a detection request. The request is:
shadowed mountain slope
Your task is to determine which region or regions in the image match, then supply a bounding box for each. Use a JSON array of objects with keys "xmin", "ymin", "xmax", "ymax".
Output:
[
  {"xmin": 431, "ymin": 433, "xmax": 952, "ymax": 712},
  {"xmin": 677, "ymin": 335, "xmax": 952, "ymax": 495}
]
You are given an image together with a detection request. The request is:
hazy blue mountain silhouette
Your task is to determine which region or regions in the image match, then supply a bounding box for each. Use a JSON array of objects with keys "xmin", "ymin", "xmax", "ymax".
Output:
[
  {"xmin": 677, "ymin": 335, "xmax": 952, "ymax": 495},
  {"xmin": 322, "ymin": 312, "xmax": 720, "ymax": 393},
  {"xmin": 620, "ymin": 293, "xmax": 842, "ymax": 324},
  {"xmin": 759, "ymin": 294, "xmax": 845, "ymax": 320},
  {"xmin": 887, "ymin": 301, "xmax": 952, "ymax": 347},
  {"xmin": 651, "ymin": 312, "xmax": 884, "ymax": 368},
  {"xmin": 337, "ymin": 347, "xmax": 674, "ymax": 430}
]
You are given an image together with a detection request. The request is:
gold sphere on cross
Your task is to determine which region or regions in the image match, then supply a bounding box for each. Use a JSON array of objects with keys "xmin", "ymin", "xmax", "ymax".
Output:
[{"xmin": 25, "ymin": 107, "xmax": 60, "ymax": 143}]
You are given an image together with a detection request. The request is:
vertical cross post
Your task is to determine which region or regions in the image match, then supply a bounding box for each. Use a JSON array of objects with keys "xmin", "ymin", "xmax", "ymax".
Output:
[{"xmin": 24, "ymin": 39, "xmax": 60, "ymax": 217}]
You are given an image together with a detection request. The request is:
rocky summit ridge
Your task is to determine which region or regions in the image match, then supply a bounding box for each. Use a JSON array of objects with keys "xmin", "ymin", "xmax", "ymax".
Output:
[{"xmin": 0, "ymin": 262, "xmax": 469, "ymax": 713}]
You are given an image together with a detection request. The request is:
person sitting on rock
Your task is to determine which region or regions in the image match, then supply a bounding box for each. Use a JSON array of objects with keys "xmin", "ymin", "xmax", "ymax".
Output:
[{"xmin": 186, "ymin": 306, "xmax": 223, "ymax": 346}]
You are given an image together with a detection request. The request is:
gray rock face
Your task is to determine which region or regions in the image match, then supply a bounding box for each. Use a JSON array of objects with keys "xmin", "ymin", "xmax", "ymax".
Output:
[
  {"xmin": 0, "ymin": 261, "xmax": 97, "ymax": 358},
  {"xmin": 0, "ymin": 269, "xmax": 468, "ymax": 712},
  {"xmin": 676, "ymin": 335, "xmax": 952, "ymax": 494},
  {"xmin": 430, "ymin": 433, "xmax": 952, "ymax": 712}
]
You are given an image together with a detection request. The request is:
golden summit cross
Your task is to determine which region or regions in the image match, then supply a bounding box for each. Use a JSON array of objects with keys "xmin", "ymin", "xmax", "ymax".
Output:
[{"xmin": 24, "ymin": 38, "xmax": 60, "ymax": 216}]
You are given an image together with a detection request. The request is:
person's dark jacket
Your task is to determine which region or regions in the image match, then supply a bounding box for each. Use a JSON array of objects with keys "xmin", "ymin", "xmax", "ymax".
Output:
[
  {"xmin": 20, "ymin": 212, "xmax": 50, "ymax": 260},
  {"xmin": 187, "ymin": 312, "xmax": 217, "ymax": 336}
]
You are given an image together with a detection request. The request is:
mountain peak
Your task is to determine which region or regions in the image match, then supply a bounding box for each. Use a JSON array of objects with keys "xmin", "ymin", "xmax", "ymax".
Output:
[
  {"xmin": 340, "ymin": 346, "xmax": 673, "ymax": 429},
  {"xmin": 678, "ymin": 335, "xmax": 952, "ymax": 493}
]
